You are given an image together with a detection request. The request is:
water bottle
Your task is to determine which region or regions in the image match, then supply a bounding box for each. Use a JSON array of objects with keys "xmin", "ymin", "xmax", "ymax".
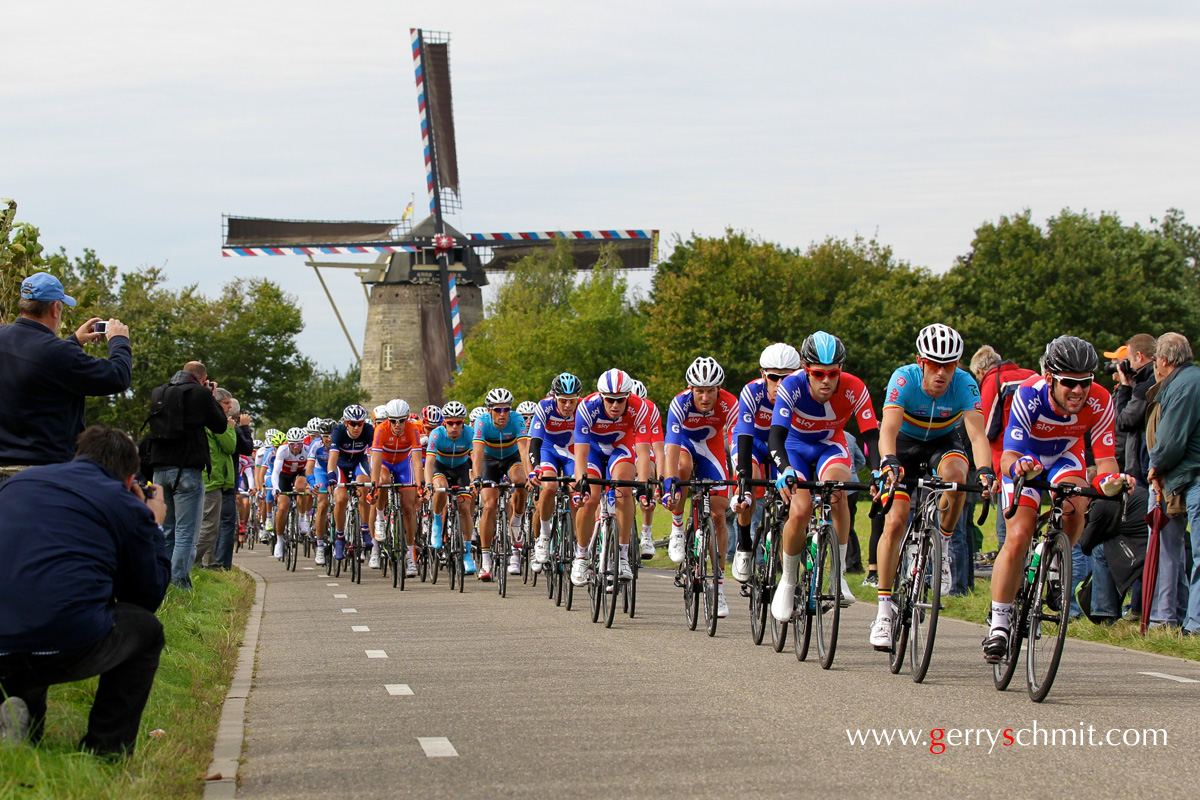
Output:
[
  {"xmin": 1027, "ymin": 540, "xmax": 1045, "ymax": 585},
  {"xmin": 605, "ymin": 488, "xmax": 617, "ymax": 514}
]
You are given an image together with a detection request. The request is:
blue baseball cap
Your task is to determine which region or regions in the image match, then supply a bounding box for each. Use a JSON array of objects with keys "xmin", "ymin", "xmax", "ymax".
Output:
[{"xmin": 20, "ymin": 272, "xmax": 76, "ymax": 306}]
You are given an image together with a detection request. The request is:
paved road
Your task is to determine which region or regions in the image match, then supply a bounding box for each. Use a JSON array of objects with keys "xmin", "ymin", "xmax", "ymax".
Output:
[{"xmin": 234, "ymin": 546, "xmax": 1196, "ymax": 799}]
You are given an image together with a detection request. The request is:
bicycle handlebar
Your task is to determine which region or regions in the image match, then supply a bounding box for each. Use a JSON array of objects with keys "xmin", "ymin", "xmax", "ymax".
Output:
[{"xmin": 1004, "ymin": 475, "xmax": 1126, "ymax": 520}]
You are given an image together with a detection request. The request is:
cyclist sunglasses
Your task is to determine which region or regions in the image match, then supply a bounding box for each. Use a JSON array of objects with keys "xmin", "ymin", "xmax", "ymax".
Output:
[
  {"xmin": 764, "ymin": 372, "xmax": 790, "ymax": 382},
  {"xmin": 806, "ymin": 367, "xmax": 842, "ymax": 380},
  {"xmin": 490, "ymin": 406, "xmax": 511, "ymax": 413},
  {"xmin": 1054, "ymin": 375, "xmax": 1094, "ymax": 390},
  {"xmin": 444, "ymin": 420, "xmax": 464, "ymax": 426},
  {"xmin": 601, "ymin": 394, "xmax": 628, "ymax": 404}
]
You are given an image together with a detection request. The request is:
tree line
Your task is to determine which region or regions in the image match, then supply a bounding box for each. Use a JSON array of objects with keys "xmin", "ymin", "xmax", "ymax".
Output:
[
  {"xmin": 454, "ymin": 207, "xmax": 1200, "ymax": 410},
  {"xmin": 1, "ymin": 212, "xmax": 365, "ymax": 434}
]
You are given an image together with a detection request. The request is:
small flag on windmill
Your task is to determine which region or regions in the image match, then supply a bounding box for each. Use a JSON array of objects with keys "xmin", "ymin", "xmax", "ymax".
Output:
[{"xmin": 402, "ymin": 200, "xmax": 414, "ymax": 221}]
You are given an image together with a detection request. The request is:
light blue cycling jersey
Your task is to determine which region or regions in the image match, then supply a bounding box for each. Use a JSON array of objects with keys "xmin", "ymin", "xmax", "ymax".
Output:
[
  {"xmin": 427, "ymin": 424, "xmax": 475, "ymax": 467},
  {"xmin": 473, "ymin": 412, "xmax": 528, "ymax": 459},
  {"xmin": 882, "ymin": 363, "xmax": 981, "ymax": 441}
]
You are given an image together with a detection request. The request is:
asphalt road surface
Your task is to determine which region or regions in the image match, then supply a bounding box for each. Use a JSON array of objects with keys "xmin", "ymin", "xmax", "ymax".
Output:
[{"xmin": 233, "ymin": 546, "xmax": 1196, "ymax": 799}]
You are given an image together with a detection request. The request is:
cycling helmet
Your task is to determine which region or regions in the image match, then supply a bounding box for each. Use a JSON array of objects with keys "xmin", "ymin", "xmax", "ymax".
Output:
[
  {"xmin": 685, "ymin": 356, "xmax": 724, "ymax": 387},
  {"xmin": 268, "ymin": 430, "xmax": 287, "ymax": 447},
  {"xmin": 422, "ymin": 404, "xmax": 443, "ymax": 427},
  {"xmin": 551, "ymin": 372, "xmax": 582, "ymax": 397},
  {"xmin": 1043, "ymin": 335, "xmax": 1099, "ymax": 375},
  {"xmin": 485, "ymin": 387, "xmax": 514, "ymax": 407},
  {"xmin": 517, "ymin": 400, "xmax": 537, "ymax": 417},
  {"xmin": 760, "ymin": 342, "xmax": 802, "ymax": 372},
  {"xmin": 305, "ymin": 416, "xmax": 323, "ymax": 435},
  {"xmin": 469, "ymin": 406, "xmax": 487, "ymax": 424},
  {"xmin": 916, "ymin": 323, "xmax": 964, "ymax": 363},
  {"xmin": 286, "ymin": 426, "xmax": 305, "ymax": 444},
  {"xmin": 372, "ymin": 405, "xmax": 388, "ymax": 422},
  {"xmin": 342, "ymin": 404, "xmax": 368, "ymax": 422},
  {"xmin": 800, "ymin": 332, "xmax": 846, "ymax": 366},
  {"xmin": 264, "ymin": 428, "xmax": 280, "ymax": 442},
  {"xmin": 441, "ymin": 401, "xmax": 467, "ymax": 420},
  {"xmin": 597, "ymin": 368, "xmax": 633, "ymax": 397},
  {"xmin": 315, "ymin": 419, "xmax": 335, "ymax": 436},
  {"xmin": 629, "ymin": 378, "xmax": 647, "ymax": 399},
  {"xmin": 385, "ymin": 398, "xmax": 410, "ymax": 419},
  {"xmin": 253, "ymin": 438, "xmax": 263, "ymax": 450}
]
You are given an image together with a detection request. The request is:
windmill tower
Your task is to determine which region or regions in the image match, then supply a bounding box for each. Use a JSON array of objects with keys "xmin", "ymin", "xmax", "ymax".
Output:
[{"xmin": 221, "ymin": 29, "xmax": 658, "ymax": 408}]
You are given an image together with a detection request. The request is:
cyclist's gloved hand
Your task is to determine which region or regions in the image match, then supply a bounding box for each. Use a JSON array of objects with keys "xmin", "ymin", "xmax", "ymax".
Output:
[
  {"xmin": 774, "ymin": 467, "xmax": 796, "ymax": 491},
  {"xmin": 1011, "ymin": 455, "xmax": 1043, "ymax": 480},
  {"xmin": 576, "ymin": 476, "xmax": 590, "ymax": 499},
  {"xmin": 663, "ymin": 476, "xmax": 679, "ymax": 501},
  {"xmin": 1093, "ymin": 472, "xmax": 1135, "ymax": 496},
  {"xmin": 635, "ymin": 482, "xmax": 651, "ymax": 507},
  {"xmin": 976, "ymin": 467, "xmax": 996, "ymax": 492}
]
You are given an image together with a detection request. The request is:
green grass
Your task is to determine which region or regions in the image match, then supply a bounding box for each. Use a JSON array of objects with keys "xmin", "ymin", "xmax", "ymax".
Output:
[
  {"xmin": 638, "ymin": 498, "xmax": 1200, "ymax": 662},
  {"xmin": 0, "ymin": 568, "xmax": 255, "ymax": 800}
]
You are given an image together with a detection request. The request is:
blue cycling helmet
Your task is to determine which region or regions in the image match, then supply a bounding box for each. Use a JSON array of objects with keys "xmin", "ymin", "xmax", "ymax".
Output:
[
  {"xmin": 800, "ymin": 331, "xmax": 846, "ymax": 366},
  {"xmin": 342, "ymin": 404, "xmax": 368, "ymax": 422},
  {"xmin": 551, "ymin": 372, "xmax": 582, "ymax": 397}
]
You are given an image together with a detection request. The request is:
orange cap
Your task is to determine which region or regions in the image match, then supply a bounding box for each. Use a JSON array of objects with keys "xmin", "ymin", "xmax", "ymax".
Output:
[{"xmin": 1102, "ymin": 345, "xmax": 1128, "ymax": 360}]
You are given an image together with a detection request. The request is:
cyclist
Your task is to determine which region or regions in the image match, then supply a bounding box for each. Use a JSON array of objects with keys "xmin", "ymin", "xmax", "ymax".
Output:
[
  {"xmin": 983, "ymin": 335, "xmax": 1132, "ymax": 662},
  {"xmin": 869, "ymin": 323, "xmax": 993, "ymax": 650},
  {"xmin": 529, "ymin": 373, "xmax": 582, "ymax": 572},
  {"xmin": 270, "ymin": 427, "xmax": 310, "ymax": 560},
  {"xmin": 369, "ymin": 398, "xmax": 424, "ymax": 575},
  {"xmin": 663, "ymin": 357, "xmax": 740, "ymax": 618},
  {"xmin": 469, "ymin": 406, "xmax": 487, "ymax": 426},
  {"xmin": 236, "ymin": 439, "xmax": 259, "ymax": 544},
  {"xmin": 373, "ymin": 404, "xmax": 389, "ymax": 426},
  {"xmin": 730, "ymin": 343, "xmax": 801, "ymax": 583},
  {"xmin": 254, "ymin": 428, "xmax": 280, "ymax": 541},
  {"xmin": 419, "ymin": 405, "xmax": 443, "ymax": 447},
  {"xmin": 305, "ymin": 419, "xmax": 336, "ymax": 566},
  {"xmin": 472, "ymin": 388, "xmax": 531, "ymax": 580},
  {"xmin": 423, "ymin": 401, "xmax": 478, "ymax": 574},
  {"xmin": 766, "ymin": 333, "xmax": 879, "ymax": 621},
  {"xmin": 629, "ymin": 378, "xmax": 665, "ymax": 560},
  {"xmin": 571, "ymin": 369, "xmax": 656, "ymax": 587},
  {"xmin": 327, "ymin": 404, "xmax": 376, "ymax": 563},
  {"xmin": 517, "ymin": 400, "xmax": 538, "ymax": 433}
]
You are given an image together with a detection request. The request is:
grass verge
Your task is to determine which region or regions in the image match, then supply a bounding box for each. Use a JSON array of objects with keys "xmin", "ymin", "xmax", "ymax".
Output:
[{"xmin": 0, "ymin": 567, "xmax": 255, "ymax": 800}]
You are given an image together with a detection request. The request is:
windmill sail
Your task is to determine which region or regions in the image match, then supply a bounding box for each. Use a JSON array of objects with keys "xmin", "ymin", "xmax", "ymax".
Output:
[{"xmin": 423, "ymin": 42, "xmax": 459, "ymax": 199}]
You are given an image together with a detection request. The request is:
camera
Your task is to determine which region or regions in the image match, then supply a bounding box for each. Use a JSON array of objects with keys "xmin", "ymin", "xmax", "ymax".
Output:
[
  {"xmin": 93, "ymin": 321, "xmax": 107, "ymax": 334},
  {"xmin": 1105, "ymin": 357, "xmax": 1131, "ymax": 376}
]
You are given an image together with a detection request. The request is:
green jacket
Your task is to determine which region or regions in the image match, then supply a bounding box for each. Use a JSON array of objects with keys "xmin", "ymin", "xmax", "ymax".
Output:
[
  {"xmin": 204, "ymin": 423, "xmax": 238, "ymax": 492},
  {"xmin": 1147, "ymin": 361, "xmax": 1200, "ymax": 496}
]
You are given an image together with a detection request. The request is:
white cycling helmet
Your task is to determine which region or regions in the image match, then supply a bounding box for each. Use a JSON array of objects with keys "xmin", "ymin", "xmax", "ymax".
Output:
[
  {"xmin": 305, "ymin": 416, "xmax": 323, "ymax": 435},
  {"xmin": 485, "ymin": 387, "xmax": 514, "ymax": 407},
  {"xmin": 342, "ymin": 404, "xmax": 368, "ymax": 422},
  {"xmin": 759, "ymin": 342, "xmax": 801, "ymax": 372},
  {"xmin": 916, "ymin": 323, "xmax": 964, "ymax": 363},
  {"xmin": 441, "ymin": 401, "xmax": 467, "ymax": 420},
  {"xmin": 629, "ymin": 378, "xmax": 647, "ymax": 399},
  {"xmin": 253, "ymin": 438, "xmax": 263, "ymax": 449},
  {"xmin": 516, "ymin": 400, "xmax": 537, "ymax": 417},
  {"xmin": 285, "ymin": 427, "xmax": 306, "ymax": 444},
  {"xmin": 373, "ymin": 404, "xmax": 389, "ymax": 422},
  {"xmin": 385, "ymin": 398, "xmax": 410, "ymax": 419},
  {"xmin": 686, "ymin": 356, "xmax": 724, "ymax": 387},
  {"xmin": 597, "ymin": 368, "xmax": 633, "ymax": 397},
  {"xmin": 469, "ymin": 406, "xmax": 487, "ymax": 423}
]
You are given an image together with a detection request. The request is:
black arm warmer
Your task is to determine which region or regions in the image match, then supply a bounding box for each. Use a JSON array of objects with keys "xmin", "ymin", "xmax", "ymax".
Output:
[
  {"xmin": 858, "ymin": 428, "xmax": 881, "ymax": 471},
  {"xmin": 768, "ymin": 425, "xmax": 791, "ymax": 472},
  {"xmin": 530, "ymin": 437, "xmax": 542, "ymax": 469},
  {"xmin": 737, "ymin": 434, "xmax": 754, "ymax": 477}
]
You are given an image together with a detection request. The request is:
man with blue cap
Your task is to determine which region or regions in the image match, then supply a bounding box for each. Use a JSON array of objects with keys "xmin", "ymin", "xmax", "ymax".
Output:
[{"xmin": 0, "ymin": 272, "xmax": 132, "ymax": 473}]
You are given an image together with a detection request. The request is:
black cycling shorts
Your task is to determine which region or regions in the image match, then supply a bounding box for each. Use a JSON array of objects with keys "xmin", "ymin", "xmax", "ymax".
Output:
[
  {"xmin": 482, "ymin": 453, "xmax": 523, "ymax": 483},
  {"xmin": 894, "ymin": 431, "xmax": 968, "ymax": 497},
  {"xmin": 277, "ymin": 472, "xmax": 302, "ymax": 493},
  {"xmin": 434, "ymin": 461, "xmax": 471, "ymax": 491}
]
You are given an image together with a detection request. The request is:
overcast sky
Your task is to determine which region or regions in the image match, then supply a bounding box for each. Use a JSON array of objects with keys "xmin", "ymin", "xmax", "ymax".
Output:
[{"xmin": 5, "ymin": 1, "xmax": 1198, "ymax": 370}]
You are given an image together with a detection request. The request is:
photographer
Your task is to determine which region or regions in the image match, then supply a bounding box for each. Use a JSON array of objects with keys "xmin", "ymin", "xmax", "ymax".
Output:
[
  {"xmin": 0, "ymin": 425, "xmax": 169, "ymax": 756},
  {"xmin": 147, "ymin": 361, "xmax": 229, "ymax": 589},
  {"xmin": 1110, "ymin": 334, "xmax": 1157, "ymax": 485},
  {"xmin": 0, "ymin": 272, "xmax": 131, "ymax": 475}
]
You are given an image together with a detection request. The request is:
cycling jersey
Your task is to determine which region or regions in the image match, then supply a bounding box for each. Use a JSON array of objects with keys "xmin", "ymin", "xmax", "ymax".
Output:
[
  {"xmin": 306, "ymin": 438, "xmax": 332, "ymax": 491},
  {"xmin": 330, "ymin": 422, "xmax": 375, "ymax": 464},
  {"xmin": 473, "ymin": 413, "xmax": 528, "ymax": 459},
  {"xmin": 575, "ymin": 392, "xmax": 654, "ymax": 476},
  {"xmin": 427, "ymin": 424, "xmax": 475, "ymax": 468},
  {"xmin": 666, "ymin": 388, "xmax": 738, "ymax": 493},
  {"xmin": 270, "ymin": 443, "xmax": 307, "ymax": 490},
  {"xmin": 730, "ymin": 377, "xmax": 778, "ymax": 488},
  {"xmin": 883, "ymin": 364, "xmax": 982, "ymax": 442},
  {"xmin": 237, "ymin": 454, "xmax": 255, "ymax": 491},
  {"xmin": 770, "ymin": 371, "xmax": 877, "ymax": 482},
  {"xmin": 531, "ymin": 397, "xmax": 577, "ymax": 475},
  {"xmin": 372, "ymin": 419, "xmax": 424, "ymax": 465}
]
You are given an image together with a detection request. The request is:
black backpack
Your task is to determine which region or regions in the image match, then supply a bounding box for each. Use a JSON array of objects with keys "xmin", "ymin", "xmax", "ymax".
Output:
[{"xmin": 146, "ymin": 382, "xmax": 186, "ymax": 440}]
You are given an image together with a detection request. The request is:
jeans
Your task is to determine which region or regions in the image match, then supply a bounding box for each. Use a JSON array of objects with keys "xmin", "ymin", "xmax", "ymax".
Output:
[
  {"xmin": 1150, "ymin": 514, "xmax": 1188, "ymax": 626},
  {"xmin": 1069, "ymin": 541, "xmax": 1091, "ymax": 619},
  {"xmin": 1089, "ymin": 546, "xmax": 1123, "ymax": 619},
  {"xmin": 949, "ymin": 501, "xmax": 973, "ymax": 596},
  {"xmin": 0, "ymin": 603, "xmax": 165, "ymax": 755},
  {"xmin": 158, "ymin": 466, "xmax": 205, "ymax": 589},
  {"xmin": 214, "ymin": 489, "xmax": 239, "ymax": 569},
  {"xmin": 1183, "ymin": 479, "xmax": 1200, "ymax": 632},
  {"xmin": 196, "ymin": 489, "xmax": 224, "ymax": 568}
]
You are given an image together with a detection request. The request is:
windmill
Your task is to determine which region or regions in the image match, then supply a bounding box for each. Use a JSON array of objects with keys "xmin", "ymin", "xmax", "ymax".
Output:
[{"xmin": 221, "ymin": 29, "xmax": 658, "ymax": 408}]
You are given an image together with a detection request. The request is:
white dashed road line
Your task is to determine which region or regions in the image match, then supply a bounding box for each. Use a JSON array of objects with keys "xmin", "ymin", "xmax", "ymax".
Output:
[
  {"xmin": 333, "ymin": 593, "xmax": 348, "ymax": 598},
  {"xmin": 351, "ymin": 626, "xmax": 370, "ymax": 632},
  {"xmin": 1139, "ymin": 671, "xmax": 1199, "ymax": 683},
  {"xmin": 341, "ymin": 608, "xmax": 357, "ymax": 613},
  {"xmin": 365, "ymin": 650, "xmax": 388, "ymax": 659},
  {"xmin": 417, "ymin": 737, "xmax": 458, "ymax": 757},
  {"xmin": 385, "ymin": 684, "xmax": 414, "ymax": 696}
]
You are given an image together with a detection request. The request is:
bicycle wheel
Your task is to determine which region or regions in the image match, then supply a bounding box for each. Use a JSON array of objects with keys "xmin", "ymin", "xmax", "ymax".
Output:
[
  {"xmin": 589, "ymin": 532, "xmax": 603, "ymax": 624},
  {"xmin": 604, "ymin": 518, "xmax": 620, "ymax": 628},
  {"xmin": 627, "ymin": 523, "xmax": 638, "ymax": 619},
  {"xmin": 682, "ymin": 523, "xmax": 699, "ymax": 631},
  {"xmin": 1027, "ymin": 532, "xmax": 1072, "ymax": 702},
  {"xmin": 702, "ymin": 515, "xmax": 719, "ymax": 637},
  {"xmin": 993, "ymin": 589, "xmax": 1026, "ymax": 691},
  {"xmin": 563, "ymin": 511, "xmax": 576, "ymax": 610},
  {"xmin": 496, "ymin": 515, "xmax": 510, "ymax": 598},
  {"xmin": 794, "ymin": 569, "xmax": 813, "ymax": 662},
  {"xmin": 456, "ymin": 529, "xmax": 466, "ymax": 594},
  {"xmin": 749, "ymin": 537, "xmax": 769, "ymax": 645},
  {"xmin": 908, "ymin": 528, "xmax": 941, "ymax": 683},
  {"xmin": 767, "ymin": 527, "xmax": 788, "ymax": 652},
  {"xmin": 396, "ymin": 509, "xmax": 407, "ymax": 591},
  {"xmin": 814, "ymin": 524, "xmax": 841, "ymax": 670},
  {"xmin": 887, "ymin": 531, "xmax": 912, "ymax": 675}
]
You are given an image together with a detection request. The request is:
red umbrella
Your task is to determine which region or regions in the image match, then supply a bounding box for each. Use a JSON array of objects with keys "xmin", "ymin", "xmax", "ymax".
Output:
[{"xmin": 1140, "ymin": 492, "xmax": 1167, "ymax": 636}]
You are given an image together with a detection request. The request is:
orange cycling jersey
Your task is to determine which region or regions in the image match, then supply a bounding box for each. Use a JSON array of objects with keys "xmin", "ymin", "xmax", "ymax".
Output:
[{"xmin": 372, "ymin": 419, "xmax": 424, "ymax": 465}]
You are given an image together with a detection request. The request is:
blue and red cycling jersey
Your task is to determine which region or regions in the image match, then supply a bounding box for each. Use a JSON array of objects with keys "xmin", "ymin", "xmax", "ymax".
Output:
[
  {"xmin": 574, "ymin": 392, "xmax": 657, "ymax": 473},
  {"xmin": 530, "ymin": 396, "xmax": 576, "ymax": 473},
  {"xmin": 771, "ymin": 371, "xmax": 877, "ymax": 446}
]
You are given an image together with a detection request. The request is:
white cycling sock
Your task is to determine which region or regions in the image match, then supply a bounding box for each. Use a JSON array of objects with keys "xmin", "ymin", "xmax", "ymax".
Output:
[
  {"xmin": 671, "ymin": 514, "xmax": 684, "ymax": 528},
  {"xmin": 991, "ymin": 602, "xmax": 1013, "ymax": 634},
  {"xmin": 641, "ymin": 524, "xmax": 653, "ymax": 536},
  {"xmin": 619, "ymin": 543, "xmax": 629, "ymax": 559},
  {"xmin": 575, "ymin": 544, "xmax": 588, "ymax": 559},
  {"xmin": 407, "ymin": 545, "xmax": 415, "ymax": 561},
  {"xmin": 780, "ymin": 551, "xmax": 801, "ymax": 585},
  {"xmin": 839, "ymin": 543, "xmax": 848, "ymax": 576},
  {"xmin": 540, "ymin": 517, "xmax": 552, "ymax": 537}
]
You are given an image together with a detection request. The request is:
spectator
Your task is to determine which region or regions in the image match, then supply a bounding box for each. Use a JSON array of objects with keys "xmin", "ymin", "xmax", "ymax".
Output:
[
  {"xmin": 147, "ymin": 361, "xmax": 228, "ymax": 589},
  {"xmin": 1103, "ymin": 344, "xmax": 1131, "ymax": 472},
  {"xmin": 0, "ymin": 426, "xmax": 169, "ymax": 756},
  {"xmin": 0, "ymin": 272, "xmax": 131, "ymax": 476},
  {"xmin": 194, "ymin": 389, "xmax": 238, "ymax": 570},
  {"xmin": 1112, "ymin": 334, "xmax": 1157, "ymax": 486},
  {"xmin": 1079, "ymin": 485, "xmax": 1149, "ymax": 624},
  {"xmin": 1146, "ymin": 333, "xmax": 1200, "ymax": 635},
  {"xmin": 843, "ymin": 430, "xmax": 866, "ymax": 573},
  {"xmin": 970, "ymin": 345, "xmax": 1034, "ymax": 548},
  {"xmin": 216, "ymin": 402, "xmax": 255, "ymax": 570}
]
